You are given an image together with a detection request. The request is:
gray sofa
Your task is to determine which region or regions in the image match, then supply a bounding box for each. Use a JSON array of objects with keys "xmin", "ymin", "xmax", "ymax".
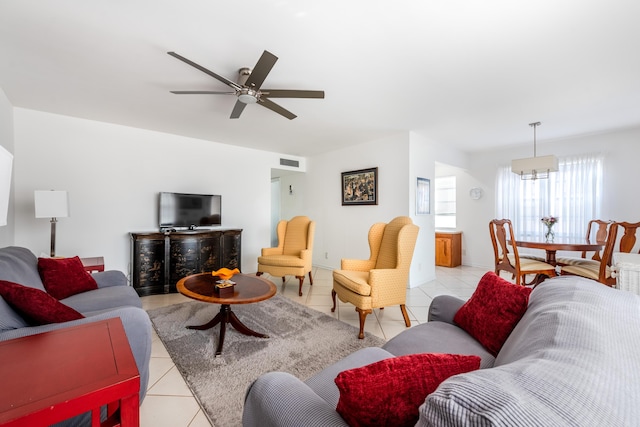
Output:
[
  {"xmin": 243, "ymin": 275, "xmax": 640, "ymax": 426},
  {"xmin": 0, "ymin": 246, "xmax": 152, "ymax": 427}
]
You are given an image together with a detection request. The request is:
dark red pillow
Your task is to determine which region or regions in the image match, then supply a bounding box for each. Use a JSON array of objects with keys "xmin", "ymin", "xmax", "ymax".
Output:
[
  {"xmin": 0, "ymin": 280, "xmax": 85, "ymax": 325},
  {"xmin": 37, "ymin": 256, "xmax": 98, "ymax": 300},
  {"xmin": 454, "ymin": 271, "xmax": 532, "ymax": 356},
  {"xmin": 335, "ymin": 353, "xmax": 481, "ymax": 427}
]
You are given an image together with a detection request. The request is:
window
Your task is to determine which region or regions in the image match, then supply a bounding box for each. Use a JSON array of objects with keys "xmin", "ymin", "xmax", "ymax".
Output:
[
  {"xmin": 435, "ymin": 176, "xmax": 456, "ymax": 228},
  {"xmin": 496, "ymin": 153, "xmax": 603, "ymax": 238}
]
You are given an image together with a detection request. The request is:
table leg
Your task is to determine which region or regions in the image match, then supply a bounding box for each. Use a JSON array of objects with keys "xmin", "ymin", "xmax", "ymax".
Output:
[
  {"xmin": 228, "ymin": 310, "xmax": 269, "ymax": 338},
  {"xmin": 188, "ymin": 304, "xmax": 269, "ymax": 356},
  {"xmin": 186, "ymin": 311, "xmax": 223, "ymax": 330},
  {"xmin": 546, "ymin": 249, "xmax": 558, "ymax": 266},
  {"xmin": 119, "ymin": 393, "xmax": 140, "ymax": 426}
]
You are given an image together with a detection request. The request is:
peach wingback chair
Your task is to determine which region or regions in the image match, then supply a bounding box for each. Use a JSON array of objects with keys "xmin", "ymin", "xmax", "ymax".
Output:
[
  {"xmin": 257, "ymin": 216, "xmax": 315, "ymax": 296},
  {"xmin": 331, "ymin": 216, "xmax": 419, "ymax": 339}
]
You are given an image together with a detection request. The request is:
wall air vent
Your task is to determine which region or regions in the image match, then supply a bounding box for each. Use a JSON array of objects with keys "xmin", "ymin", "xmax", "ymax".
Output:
[{"xmin": 280, "ymin": 158, "xmax": 300, "ymax": 168}]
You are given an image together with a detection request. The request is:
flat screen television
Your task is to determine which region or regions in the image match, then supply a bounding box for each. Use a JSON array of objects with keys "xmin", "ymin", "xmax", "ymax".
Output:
[{"xmin": 158, "ymin": 192, "xmax": 222, "ymax": 229}]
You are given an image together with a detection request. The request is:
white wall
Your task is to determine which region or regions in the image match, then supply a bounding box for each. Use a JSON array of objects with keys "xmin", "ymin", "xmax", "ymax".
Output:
[
  {"xmin": 408, "ymin": 132, "xmax": 436, "ymax": 285},
  {"xmin": 12, "ymin": 108, "xmax": 277, "ymax": 277},
  {"xmin": 0, "ymin": 89, "xmax": 14, "ymax": 247},
  {"xmin": 305, "ymin": 133, "xmax": 419, "ymax": 279},
  {"xmin": 459, "ymin": 126, "xmax": 640, "ymax": 270},
  {"xmin": 278, "ymin": 172, "xmax": 308, "ymax": 221}
]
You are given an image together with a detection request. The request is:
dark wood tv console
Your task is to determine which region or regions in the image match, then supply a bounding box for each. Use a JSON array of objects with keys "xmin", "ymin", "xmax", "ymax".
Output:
[{"xmin": 130, "ymin": 229, "xmax": 242, "ymax": 296}]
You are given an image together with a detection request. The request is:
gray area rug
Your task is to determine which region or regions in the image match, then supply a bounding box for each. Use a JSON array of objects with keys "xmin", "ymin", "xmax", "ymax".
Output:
[{"xmin": 147, "ymin": 294, "xmax": 386, "ymax": 426}]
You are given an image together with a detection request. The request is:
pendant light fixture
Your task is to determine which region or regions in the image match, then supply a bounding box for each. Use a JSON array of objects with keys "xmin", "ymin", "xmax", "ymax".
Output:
[{"xmin": 511, "ymin": 121, "xmax": 559, "ymax": 180}]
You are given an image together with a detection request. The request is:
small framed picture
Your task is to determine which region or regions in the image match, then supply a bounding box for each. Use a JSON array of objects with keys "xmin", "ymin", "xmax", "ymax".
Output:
[
  {"xmin": 416, "ymin": 177, "xmax": 430, "ymax": 214},
  {"xmin": 341, "ymin": 167, "xmax": 378, "ymax": 206}
]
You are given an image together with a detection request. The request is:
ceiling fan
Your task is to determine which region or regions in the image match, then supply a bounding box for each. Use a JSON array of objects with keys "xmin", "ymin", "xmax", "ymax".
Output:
[{"xmin": 168, "ymin": 50, "xmax": 324, "ymax": 120}]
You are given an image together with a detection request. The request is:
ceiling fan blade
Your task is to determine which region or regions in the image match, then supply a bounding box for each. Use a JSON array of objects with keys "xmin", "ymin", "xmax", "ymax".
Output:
[
  {"xmin": 261, "ymin": 89, "xmax": 325, "ymax": 99},
  {"xmin": 170, "ymin": 91, "xmax": 236, "ymax": 95},
  {"xmin": 167, "ymin": 52, "xmax": 241, "ymax": 90},
  {"xmin": 230, "ymin": 100, "xmax": 247, "ymax": 119},
  {"xmin": 258, "ymin": 98, "xmax": 297, "ymax": 120},
  {"xmin": 244, "ymin": 51, "xmax": 278, "ymax": 90}
]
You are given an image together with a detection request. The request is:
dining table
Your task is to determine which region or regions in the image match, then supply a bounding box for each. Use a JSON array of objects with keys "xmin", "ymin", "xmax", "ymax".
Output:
[{"xmin": 511, "ymin": 237, "xmax": 603, "ymax": 266}]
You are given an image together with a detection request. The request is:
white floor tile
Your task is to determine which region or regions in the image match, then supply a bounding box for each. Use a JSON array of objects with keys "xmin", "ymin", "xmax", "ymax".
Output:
[
  {"xmin": 140, "ymin": 395, "xmax": 201, "ymax": 427},
  {"xmin": 147, "ymin": 365, "xmax": 193, "ymax": 397},
  {"xmin": 147, "ymin": 356, "xmax": 176, "ymax": 391},
  {"xmin": 188, "ymin": 410, "xmax": 213, "ymax": 427}
]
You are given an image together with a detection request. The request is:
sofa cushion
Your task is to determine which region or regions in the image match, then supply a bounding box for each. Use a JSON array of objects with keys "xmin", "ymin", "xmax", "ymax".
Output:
[
  {"xmin": 335, "ymin": 353, "xmax": 481, "ymax": 427},
  {"xmin": 454, "ymin": 271, "xmax": 531, "ymax": 356},
  {"xmin": 383, "ymin": 321, "xmax": 496, "ymax": 369},
  {"xmin": 0, "ymin": 246, "xmax": 47, "ymax": 291},
  {"xmin": 0, "ymin": 297, "xmax": 29, "ymax": 332},
  {"xmin": 306, "ymin": 347, "xmax": 394, "ymax": 409},
  {"xmin": 38, "ymin": 256, "xmax": 98, "ymax": 300},
  {"xmin": 0, "ymin": 280, "xmax": 85, "ymax": 325},
  {"xmin": 416, "ymin": 277, "xmax": 640, "ymax": 426},
  {"xmin": 62, "ymin": 285, "xmax": 143, "ymax": 312}
]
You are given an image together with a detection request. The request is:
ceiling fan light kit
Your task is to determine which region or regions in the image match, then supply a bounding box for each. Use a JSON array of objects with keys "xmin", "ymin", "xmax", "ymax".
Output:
[
  {"xmin": 511, "ymin": 121, "xmax": 559, "ymax": 180},
  {"xmin": 168, "ymin": 50, "xmax": 324, "ymax": 119}
]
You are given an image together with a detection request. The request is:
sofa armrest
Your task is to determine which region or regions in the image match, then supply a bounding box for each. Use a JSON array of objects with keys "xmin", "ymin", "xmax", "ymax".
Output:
[
  {"xmin": 243, "ymin": 372, "xmax": 349, "ymax": 427},
  {"xmin": 92, "ymin": 270, "xmax": 128, "ymax": 288},
  {"xmin": 428, "ymin": 294, "xmax": 466, "ymax": 324}
]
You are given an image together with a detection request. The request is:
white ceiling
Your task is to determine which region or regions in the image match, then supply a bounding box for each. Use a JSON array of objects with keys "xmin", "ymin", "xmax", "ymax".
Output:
[{"xmin": 1, "ymin": 0, "xmax": 639, "ymax": 157}]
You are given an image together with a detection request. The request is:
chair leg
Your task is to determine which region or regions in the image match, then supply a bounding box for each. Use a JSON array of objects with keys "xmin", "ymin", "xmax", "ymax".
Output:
[
  {"xmin": 256, "ymin": 272, "xmax": 263, "ymax": 277},
  {"xmin": 308, "ymin": 271, "xmax": 313, "ymax": 285},
  {"xmin": 400, "ymin": 304, "xmax": 411, "ymax": 327},
  {"xmin": 282, "ymin": 277, "xmax": 286, "ymax": 283},
  {"xmin": 355, "ymin": 308, "xmax": 371, "ymax": 339},
  {"xmin": 296, "ymin": 276, "xmax": 304, "ymax": 296},
  {"xmin": 331, "ymin": 290, "xmax": 337, "ymax": 312}
]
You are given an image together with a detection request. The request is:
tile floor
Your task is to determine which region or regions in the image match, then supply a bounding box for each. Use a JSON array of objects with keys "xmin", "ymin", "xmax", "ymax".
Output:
[{"xmin": 138, "ymin": 265, "xmax": 489, "ymax": 427}]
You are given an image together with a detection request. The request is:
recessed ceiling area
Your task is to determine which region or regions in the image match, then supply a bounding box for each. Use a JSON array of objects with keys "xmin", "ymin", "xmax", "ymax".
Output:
[{"xmin": 1, "ymin": 0, "xmax": 639, "ymax": 157}]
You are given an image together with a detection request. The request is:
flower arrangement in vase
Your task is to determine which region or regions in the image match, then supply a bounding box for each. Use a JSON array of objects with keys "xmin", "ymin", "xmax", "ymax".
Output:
[{"xmin": 541, "ymin": 216, "xmax": 558, "ymax": 242}]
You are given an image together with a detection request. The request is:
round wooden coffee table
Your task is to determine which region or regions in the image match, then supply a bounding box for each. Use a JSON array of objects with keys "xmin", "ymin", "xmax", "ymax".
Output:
[{"xmin": 176, "ymin": 272, "xmax": 277, "ymax": 356}]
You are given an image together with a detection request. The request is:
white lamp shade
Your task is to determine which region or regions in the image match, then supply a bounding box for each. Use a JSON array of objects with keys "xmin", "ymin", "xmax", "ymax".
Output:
[
  {"xmin": 0, "ymin": 146, "xmax": 12, "ymax": 226},
  {"xmin": 35, "ymin": 190, "xmax": 70, "ymax": 218},
  {"xmin": 511, "ymin": 155, "xmax": 559, "ymax": 177}
]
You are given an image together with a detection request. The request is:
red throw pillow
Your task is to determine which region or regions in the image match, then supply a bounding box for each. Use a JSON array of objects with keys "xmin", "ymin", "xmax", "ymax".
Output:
[
  {"xmin": 335, "ymin": 353, "xmax": 481, "ymax": 427},
  {"xmin": 454, "ymin": 271, "xmax": 532, "ymax": 356},
  {"xmin": 38, "ymin": 256, "xmax": 98, "ymax": 300},
  {"xmin": 0, "ymin": 280, "xmax": 85, "ymax": 325}
]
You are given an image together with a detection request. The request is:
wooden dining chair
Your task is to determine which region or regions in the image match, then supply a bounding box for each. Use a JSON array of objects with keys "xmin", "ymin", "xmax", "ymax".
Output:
[
  {"xmin": 560, "ymin": 223, "xmax": 619, "ymax": 286},
  {"xmin": 616, "ymin": 221, "xmax": 640, "ymax": 253},
  {"xmin": 556, "ymin": 219, "xmax": 613, "ymax": 266},
  {"xmin": 489, "ymin": 219, "xmax": 557, "ymax": 286}
]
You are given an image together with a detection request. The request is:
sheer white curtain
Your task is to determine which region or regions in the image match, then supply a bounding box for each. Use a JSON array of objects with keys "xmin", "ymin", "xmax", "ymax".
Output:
[{"xmin": 496, "ymin": 153, "xmax": 603, "ymax": 239}]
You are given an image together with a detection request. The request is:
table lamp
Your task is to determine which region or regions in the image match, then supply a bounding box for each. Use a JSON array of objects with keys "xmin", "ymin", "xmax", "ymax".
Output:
[{"xmin": 35, "ymin": 190, "xmax": 69, "ymax": 257}]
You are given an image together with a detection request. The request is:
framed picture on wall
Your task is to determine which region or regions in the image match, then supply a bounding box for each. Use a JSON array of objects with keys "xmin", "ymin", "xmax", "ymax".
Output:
[
  {"xmin": 341, "ymin": 167, "xmax": 378, "ymax": 206},
  {"xmin": 416, "ymin": 177, "xmax": 430, "ymax": 214}
]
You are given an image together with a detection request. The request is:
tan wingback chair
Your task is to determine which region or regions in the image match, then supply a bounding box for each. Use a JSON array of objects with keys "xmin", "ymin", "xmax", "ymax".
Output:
[
  {"xmin": 331, "ymin": 216, "xmax": 419, "ymax": 339},
  {"xmin": 257, "ymin": 216, "xmax": 315, "ymax": 296}
]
